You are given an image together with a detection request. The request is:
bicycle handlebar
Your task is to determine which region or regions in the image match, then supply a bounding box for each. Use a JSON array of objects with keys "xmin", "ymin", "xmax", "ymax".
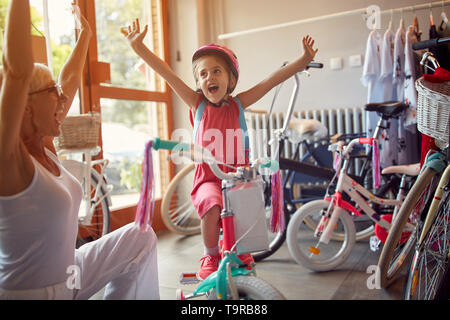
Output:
[
  {"xmin": 412, "ymin": 37, "xmax": 450, "ymax": 50},
  {"xmin": 152, "ymin": 137, "xmax": 279, "ymax": 180}
]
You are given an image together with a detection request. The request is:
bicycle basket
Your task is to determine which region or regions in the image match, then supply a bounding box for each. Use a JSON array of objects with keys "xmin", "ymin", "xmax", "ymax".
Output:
[
  {"xmin": 55, "ymin": 112, "xmax": 101, "ymax": 150},
  {"xmin": 415, "ymin": 77, "xmax": 450, "ymax": 145}
]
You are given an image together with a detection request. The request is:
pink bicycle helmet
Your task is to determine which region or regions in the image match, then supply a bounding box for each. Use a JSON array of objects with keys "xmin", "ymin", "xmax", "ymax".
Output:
[{"xmin": 192, "ymin": 43, "xmax": 239, "ymax": 93}]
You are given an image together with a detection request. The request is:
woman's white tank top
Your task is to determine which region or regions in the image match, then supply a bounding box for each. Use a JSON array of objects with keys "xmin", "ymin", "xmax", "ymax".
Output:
[{"xmin": 0, "ymin": 149, "xmax": 82, "ymax": 290}]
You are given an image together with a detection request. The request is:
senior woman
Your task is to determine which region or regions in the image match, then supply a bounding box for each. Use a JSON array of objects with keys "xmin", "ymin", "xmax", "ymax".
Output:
[{"xmin": 0, "ymin": 0, "xmax": 159, "ymax": 299}]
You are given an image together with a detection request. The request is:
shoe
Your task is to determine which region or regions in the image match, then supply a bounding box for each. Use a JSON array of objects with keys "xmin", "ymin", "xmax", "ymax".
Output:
[
  {"xmin": 197, "ymin": 255, "xmax": 220, "ymax": 280},
  {"xmin": 237, "ymin": 253, "xmax": 254, "ymax": 270}
]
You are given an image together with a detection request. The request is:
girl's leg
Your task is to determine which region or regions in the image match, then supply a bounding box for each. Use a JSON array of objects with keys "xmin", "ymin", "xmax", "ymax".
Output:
[{"xmin": 198, "ymin": 205, "xmax": 221, "ymax": 279}]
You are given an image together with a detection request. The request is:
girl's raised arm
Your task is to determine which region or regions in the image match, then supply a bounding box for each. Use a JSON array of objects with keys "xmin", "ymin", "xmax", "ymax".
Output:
[
  {"xmin": 0, "ymin": 0, "xmax": 34, "ymax": 156},
  {"xmin": 237, "ymin": 36, "xmax": 318, "ymax": 109},
  {"xmin": 123, "ymin": 19, "xmax": 199, "ymax": 109}
]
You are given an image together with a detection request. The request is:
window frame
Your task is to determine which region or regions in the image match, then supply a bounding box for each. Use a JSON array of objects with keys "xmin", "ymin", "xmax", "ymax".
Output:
[{"xmin": 76, "ymin": 0, "xmax": 175, "ymax": 232}]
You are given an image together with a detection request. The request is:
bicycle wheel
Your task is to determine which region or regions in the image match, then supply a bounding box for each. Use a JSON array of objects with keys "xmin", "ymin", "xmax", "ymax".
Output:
[
  {"xmin": 161, "ymin": 163, "xmax": 201, "ymax": 235},
  {"xmin": 377, "ymin": 167, "xmax": 438, "ymax": 288},
  {"xmin": 404, "ymin": 190, "xmax": 450, "ymax": 300},
  {"xmin": 76, "ymin": 168, "xmax": 111, "ymax": 248},
  {"xmin": 286, "ymin": 199, "xmax": 356, "ymax": 271},
  {"xmin": 207, "ymin": 275, "xmax": 285, "ymax": 300}
]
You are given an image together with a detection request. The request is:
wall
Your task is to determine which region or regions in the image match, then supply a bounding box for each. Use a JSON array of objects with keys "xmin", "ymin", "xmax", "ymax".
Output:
[{"xmin": 168, "ymin": 0, "xmax": 446, "ymax": 128}]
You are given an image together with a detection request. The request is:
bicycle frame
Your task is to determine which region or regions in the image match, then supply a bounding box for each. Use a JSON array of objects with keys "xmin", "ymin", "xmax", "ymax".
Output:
[
  {"xmin": 58, "ymin": 147, "xmax": 112, "ymax": 225},
  {"xmin": 316, "ymin": 139, "xmax": 414, "ymax": 245}
]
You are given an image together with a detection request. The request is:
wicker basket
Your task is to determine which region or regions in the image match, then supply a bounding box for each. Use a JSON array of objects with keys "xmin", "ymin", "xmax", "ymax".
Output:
[
  {"xmin": 55, "ymin": 112, "xmax": 101, "ymax": 150},
  {"xmin": 415, "ymin": 77, "xmax": 450, "ymax": 145}
]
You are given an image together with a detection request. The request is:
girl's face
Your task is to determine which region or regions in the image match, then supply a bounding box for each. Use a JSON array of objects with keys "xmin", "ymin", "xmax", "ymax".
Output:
[
  {"xmin": 195, "ymin": 55, "xmax": 234, "ymax": 104},
  {"xmin": 27, "ymin": 82, "xmax": 67, "ymax": 137}
]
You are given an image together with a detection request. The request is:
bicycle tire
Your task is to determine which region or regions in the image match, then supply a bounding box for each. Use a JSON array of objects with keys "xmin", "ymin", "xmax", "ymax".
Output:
[
  {"xmin": 160, "ymin": 163, "xmax": 201, "ymax": 235},
  {"xmin": 76, "ymin": 169, "xmax": 111, "ymax": 248},
  {"xmin": 286, "ymin": 199, "xmax": 355, "ymax": 271},
  {"xmin": 207, "ymin": 275, "xmax": 285, "ymax": 300},
  {"xmin": 404, "ymin": 190, "xmax": 450, "ymax": 300},
  {"xmin": 377, "ymin": 167, "xmax": 438, "ymax": 288}
]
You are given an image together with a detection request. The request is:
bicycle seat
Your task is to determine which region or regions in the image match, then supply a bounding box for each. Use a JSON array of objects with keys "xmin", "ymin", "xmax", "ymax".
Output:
[
  {"xmin": 287, "ymin": 118, "xmax": 328, "ymax": 142},
  {"xmin": 381, "ymin": 163, "xmax": 420, "ymax": 177},
  {"xmin": 364, "ymin": 101, "xmax": 408, "ymax": 119}
]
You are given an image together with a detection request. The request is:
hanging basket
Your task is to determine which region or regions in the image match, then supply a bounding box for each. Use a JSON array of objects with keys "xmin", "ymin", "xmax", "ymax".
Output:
[
  {"xmin": 415, "ymin": 77, "xmax": 450, "ymax": 145},
  {"xmin": 55, "ymin": 112, "xmax": 101, "ymax": 150}
]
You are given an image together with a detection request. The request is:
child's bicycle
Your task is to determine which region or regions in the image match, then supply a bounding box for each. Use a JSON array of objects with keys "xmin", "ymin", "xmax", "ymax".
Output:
[
  {"xmin": 152, "ymin": 138, "xmax": 285, "ymax": 300},
  {"xmin": 286, "ymin": 102, "xmax": 420, "ymax": 271}
]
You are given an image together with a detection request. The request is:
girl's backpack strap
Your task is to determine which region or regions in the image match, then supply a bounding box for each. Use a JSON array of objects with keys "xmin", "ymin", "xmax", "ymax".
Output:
[
  {"xmin": 233, "ymin": 97, "xmax": 250, "ymax": 151},
  {"xmin": 192, "ymin": 99, "xmax": 208, "ymax": 143}
]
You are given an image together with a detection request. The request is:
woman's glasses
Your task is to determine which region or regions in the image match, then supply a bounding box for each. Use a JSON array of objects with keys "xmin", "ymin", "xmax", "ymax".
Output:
[{"xmin": 29, "ymin": 83, "xmax": 65, "ymax": 101}]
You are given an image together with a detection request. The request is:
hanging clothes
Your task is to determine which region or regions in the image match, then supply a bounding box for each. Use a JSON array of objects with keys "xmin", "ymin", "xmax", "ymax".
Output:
[
  {"xmin": 378, "ymin": 26, "xmax": 399, "ymax": 167},
  {"xmin": 392, "ymin": 21, "xmax": 406, "ymax": 102},
  {"xmin": 437, "ymin": 17, "xmax": 450, "ymax": 70},
  {"xmin": 362, "ymin": 30, "xmax": 383, "ymax": 142},
  {"xmin": 398, "ymin": 25, "xmax": 421, "ymax": 166}
]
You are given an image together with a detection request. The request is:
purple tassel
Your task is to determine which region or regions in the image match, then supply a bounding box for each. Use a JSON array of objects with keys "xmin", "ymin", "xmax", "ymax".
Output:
[
  {"xmin": 135, "ymin": 140, "xmax": 155, "ymax": 231},
  {"xmin": 270, "ymin": 170, "xmax": 285, "ymax": 233},
  {"xmin": 372, "ymin": 139, "xmax": 381, "ymax": 189}
]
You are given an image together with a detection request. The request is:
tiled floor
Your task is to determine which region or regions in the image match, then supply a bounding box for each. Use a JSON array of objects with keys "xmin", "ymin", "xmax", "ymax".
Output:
[{"xmin": 155, "ymin": 230, "xmax": 406, "ymax": 300}]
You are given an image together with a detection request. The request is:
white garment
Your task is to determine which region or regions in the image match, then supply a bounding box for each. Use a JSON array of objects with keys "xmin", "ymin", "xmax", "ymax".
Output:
[
  {"xmin": 0, "ymin": 149, "xmax": 82, "ymax": 290},
  {"xmin": 392, "ymin": 25, "xmax": 406, "ymax": 102},
  {"xmin": 362, "ymin": 30, "xmax": 383, "ymax": 141},
  {"xmin": 0, "ymin": 150, "xmax": 159, "ymax": 300},
  {"xmin": 378, "ymin": 27, "xmax": 399, "ymax": 167},
  {"xmin": 403, "ymin": 26, "xmax": 419, "ymax": 129}
]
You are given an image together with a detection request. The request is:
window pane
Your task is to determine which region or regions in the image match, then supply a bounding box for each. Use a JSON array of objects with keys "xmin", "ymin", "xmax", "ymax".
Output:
[
  {"xmin": 95, "ymin": 0, "xmax": 166, "ymax": 92},
  {"xmin": 29, "ymin": 0, "xmax": 81, "ymax": 115},
  {"xmin": 101, "ymin": 98, "xmax": 166, "ymax": 209}
]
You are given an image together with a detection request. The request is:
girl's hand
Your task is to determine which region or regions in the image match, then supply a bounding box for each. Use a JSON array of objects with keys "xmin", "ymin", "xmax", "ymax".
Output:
[
  {"xmin": 121, "ymin": 18, "xmax": 148, "ymax": 51},
  {"xmin": 302, "ymin": 35, "xmax": 318, "ymax": 61}
]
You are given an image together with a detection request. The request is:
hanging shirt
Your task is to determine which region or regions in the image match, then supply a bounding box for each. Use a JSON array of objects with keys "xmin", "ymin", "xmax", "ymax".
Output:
[
  {"xmin": 404, "ymin": 26, "xmax": 420, "ymax": 130},
  {"xmin": 361, "ymin": 30, "xmax": 383, "ymax": 141},
  {"xmin": 378, "ymin": 27, "xmax": 398, "ymax": 167},
  {"xmin": 392, "ymin": 25, "xmax": 406, "ymax": 102}
]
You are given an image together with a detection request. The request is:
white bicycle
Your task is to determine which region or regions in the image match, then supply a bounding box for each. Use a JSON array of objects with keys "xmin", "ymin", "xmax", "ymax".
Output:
[{"xmin": 56, "ymin": 113, "xmax": 112, "ymax": 248}]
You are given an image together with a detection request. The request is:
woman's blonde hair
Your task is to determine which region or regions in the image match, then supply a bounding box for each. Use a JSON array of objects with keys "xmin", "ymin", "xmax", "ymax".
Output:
[{"xmin": 0, "ymin": 63, "xmax": 53, "ymax": 95}]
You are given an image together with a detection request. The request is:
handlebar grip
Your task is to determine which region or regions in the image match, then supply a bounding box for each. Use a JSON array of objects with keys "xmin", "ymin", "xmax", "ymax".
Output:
[
  {"xmin": 261, "ymin": 158, "xmax": 280, "ymax": 171},
  {"xmin": 306, "ymin": 62, "xmax": 324, "ymax": 69},
  {"xmin": 153, "ymin": 137, "xmax": 190, "ymax": 151},
  {"xmin": 358, "ymin": 137, "xmax": 374, "ymax": 145},
  {"xmin": 412, "ymin": 39, "xmax": 439, "ymax": 50}
]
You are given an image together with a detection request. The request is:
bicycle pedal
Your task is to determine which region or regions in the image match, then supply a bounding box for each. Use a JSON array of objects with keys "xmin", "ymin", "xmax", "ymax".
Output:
[{"xmin": 179, "ymin": 272, "xmax": 201, "ymax": 285}]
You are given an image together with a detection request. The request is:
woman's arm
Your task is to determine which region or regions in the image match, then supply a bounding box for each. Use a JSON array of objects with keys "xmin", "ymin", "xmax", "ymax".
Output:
[
  {"xmin": 0, "ymin": 0, "xmax": 34, "ymax": 157},
  {"xmin": 123, "ymin": 19, "xmax": 199, "ymax": 109},
  {"xmin": 58, "ymin": 6, "xmax": 92, "ymax": 117},
  {"xmin": 237, "ymin": 36, "xmax": 318, "ymax": 109}
]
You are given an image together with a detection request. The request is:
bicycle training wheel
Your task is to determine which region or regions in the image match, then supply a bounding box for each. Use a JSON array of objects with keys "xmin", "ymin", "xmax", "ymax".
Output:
[
  {"xmin": 377, "ymin": 167, "xmax": 438, "ymax": 288},
  {"xmin": 161, "ymin": 163, "xmax": 201, "ymax": 235},
  {"xmin": 286, "ymin": 199, "xmax": 356, "ymax": 271},
  {"xmin": 404, "ymin": 190, "xmax": 450, "ymax": 300},
  {"xmin": 207, "ymin": 275, "xmax": 285, "ymax": 300},
  {"xmin": 76, "ymin": 168, "xmax": 111, "ymax": 248}
]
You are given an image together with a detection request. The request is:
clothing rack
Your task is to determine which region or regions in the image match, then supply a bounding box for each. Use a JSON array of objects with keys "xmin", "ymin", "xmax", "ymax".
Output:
[{"xmin": 218, "ymin": 0, "xmax": 450, "ymax": 40}]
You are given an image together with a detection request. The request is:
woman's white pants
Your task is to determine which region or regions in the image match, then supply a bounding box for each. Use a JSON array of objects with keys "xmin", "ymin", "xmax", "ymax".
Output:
[{"xmin": 0, "ymin": 223, "xmax": 160, "ymax": 300}]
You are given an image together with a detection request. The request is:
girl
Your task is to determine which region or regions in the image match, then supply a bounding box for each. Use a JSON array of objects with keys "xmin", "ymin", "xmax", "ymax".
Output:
[{"xmin": 124, "ymin": 18, "xmax": 318, "ymax": 280}]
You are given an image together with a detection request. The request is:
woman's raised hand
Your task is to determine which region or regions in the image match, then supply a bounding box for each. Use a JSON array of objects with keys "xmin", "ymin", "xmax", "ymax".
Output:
[{"xmin": 121, "ymin": 18, "xmax": 148, "ymax": 51}]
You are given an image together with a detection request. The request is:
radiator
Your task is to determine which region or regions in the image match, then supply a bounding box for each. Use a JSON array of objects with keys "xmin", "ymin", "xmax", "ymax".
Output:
[{"xmin": 245, "ymin": 107, "xmax": 366, "ymax": 162}]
